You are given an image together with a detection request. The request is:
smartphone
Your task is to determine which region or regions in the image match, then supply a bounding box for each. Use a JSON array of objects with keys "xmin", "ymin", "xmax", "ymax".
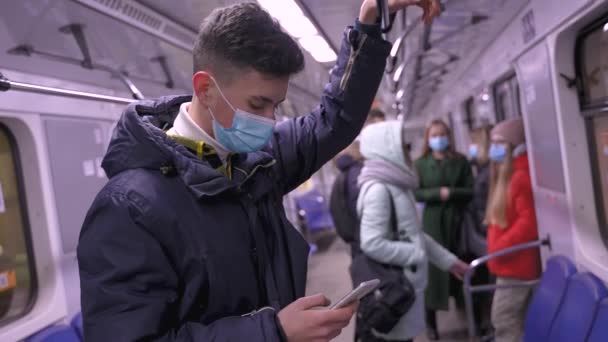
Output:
[{"xmin": 329, "ymin": 279, "xmax": 380, "ymax": 310}]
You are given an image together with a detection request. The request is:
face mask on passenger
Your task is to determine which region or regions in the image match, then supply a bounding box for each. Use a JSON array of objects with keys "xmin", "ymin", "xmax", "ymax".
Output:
[
  {"xmin": 208, "ymin": 77, "xmax": 276, "ymax": 153},
  {"xmin": 468, "ymin": 144, "xmax": 478, "ymax": 159},
  {"xmin": 428, "ymin": 136, "xmax": 449, "ymax": 151},
  {"xmin": 489, "ymin": 143, "xmax": 508, "ymax": 162}
]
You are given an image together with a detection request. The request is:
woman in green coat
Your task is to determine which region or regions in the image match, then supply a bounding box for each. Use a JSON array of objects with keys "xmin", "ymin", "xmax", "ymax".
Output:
[{"xmin": 414, "ymin": 119, "xmax": 474, "ymax": 340}]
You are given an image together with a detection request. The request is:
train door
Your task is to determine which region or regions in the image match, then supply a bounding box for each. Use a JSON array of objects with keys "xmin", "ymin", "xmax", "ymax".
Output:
[
  {"xmin": 576, "ymin": 15, "xmax": 608, "ymax": 249},
  {"xmin": 516, "ymin": 41, "xmax": 572, "ymax": 260}
]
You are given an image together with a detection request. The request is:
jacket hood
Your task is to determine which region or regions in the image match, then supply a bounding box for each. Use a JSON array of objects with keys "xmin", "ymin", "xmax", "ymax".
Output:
[
  {"xmin": 102, "ymin": 95, "xmax": 274, "ymax": 198},
  {"xmin": 358, "ymin": 121, "xmax": 419, "ymax": 188},
  {"xmin": 359, "ymin": 120, "xmax": 411, "ymax": 172}
]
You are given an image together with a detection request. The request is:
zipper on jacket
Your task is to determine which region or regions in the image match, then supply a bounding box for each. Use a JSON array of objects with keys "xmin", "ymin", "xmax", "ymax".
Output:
[
  {"xmin": 339, "ymin": 34, "xmax": 367, "ymax": 91},
  {"xmin": 234, "ymin": 159, "xmax": 277, "ymax": 186},
  {"xmin": 238, "ymin": 199, "xmax": 270, "ymax": 310},
  {"xmin": 242, "ymin": 306, "xmax": 275, "ymax": 317}
]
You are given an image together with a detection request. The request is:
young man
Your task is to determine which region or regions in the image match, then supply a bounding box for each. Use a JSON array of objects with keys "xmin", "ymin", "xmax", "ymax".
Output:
[{"xmin": 77, "ymin": 1, "xmax": 440, "ymax": 341}]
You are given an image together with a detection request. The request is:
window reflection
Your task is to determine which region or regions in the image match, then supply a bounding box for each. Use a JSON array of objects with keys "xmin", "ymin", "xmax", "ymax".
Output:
[
  {"xmin": 0, "ymin": 125, "xmax": 36, "ymax": 326},
  {"xmin": 582, "ymin": 21, "xmax": 608, "ymax": 105}
]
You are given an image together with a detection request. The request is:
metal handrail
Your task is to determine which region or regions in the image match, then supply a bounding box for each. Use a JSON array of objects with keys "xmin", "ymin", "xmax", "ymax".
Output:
[
  {"xmin": 7, "ymin": 45, "xmax": 146, "ymax": 100},
  {"xmin": 463, "ymin": 236, "xmax": 552, "ymax": 341},
  {"xmin": 386, "ymin": 18, "xmax": 422, "ymax": 74},
  {"xmin": 0, "ymin": 73, "xmax": 135, "ymax": 105}
]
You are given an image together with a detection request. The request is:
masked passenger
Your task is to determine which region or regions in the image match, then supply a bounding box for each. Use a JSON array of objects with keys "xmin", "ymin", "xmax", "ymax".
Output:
[
  {"xmin": 77, "ymin": 1, "xmax": 442, "ymax": 341},
  {"xmin": 414, "ymin": 119, "xmax": 474, "ymax": 340},
  {"xmin": 486, "ymin": 118, "xmax": 540, "ymax": 342}
]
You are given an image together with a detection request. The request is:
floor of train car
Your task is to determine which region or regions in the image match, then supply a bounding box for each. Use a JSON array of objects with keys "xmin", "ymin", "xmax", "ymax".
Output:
[{"xmin": 306, "ymin": 237, "xmax": 469, "ymax": 342}]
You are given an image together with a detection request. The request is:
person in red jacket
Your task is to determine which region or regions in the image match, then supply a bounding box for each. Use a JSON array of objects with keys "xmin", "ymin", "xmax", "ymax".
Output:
[{"xmin": 485, "ymin": 118, "xmax": 541, "ymax": 342}]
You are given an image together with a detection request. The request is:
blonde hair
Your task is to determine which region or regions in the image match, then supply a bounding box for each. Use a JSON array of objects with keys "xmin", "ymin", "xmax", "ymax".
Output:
[
  {"xmin": 470, "ymin": 125, "xmax": 492, "ymax": 166},
  {"xmin": 484, "ymin": 143, "xmax": 514, "ymax": 228},
  {"xmin": 419, "ymin": 119, "xmax": 457, "ymax": 159}
]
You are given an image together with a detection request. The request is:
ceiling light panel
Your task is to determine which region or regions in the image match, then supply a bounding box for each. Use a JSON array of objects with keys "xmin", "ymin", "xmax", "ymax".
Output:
[{"xmin": 257, "ymin": 0, "xmax": 336, "ymax": 63}]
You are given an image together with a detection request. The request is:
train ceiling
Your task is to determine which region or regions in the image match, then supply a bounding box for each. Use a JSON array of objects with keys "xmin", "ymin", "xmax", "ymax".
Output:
[
  {"xmin": 0, "ymin": 0, "xmax": 529, "ymax": 119},
  {"xmin": 136, "ymin": 0, "xmax": 529, "ymax": 118}
]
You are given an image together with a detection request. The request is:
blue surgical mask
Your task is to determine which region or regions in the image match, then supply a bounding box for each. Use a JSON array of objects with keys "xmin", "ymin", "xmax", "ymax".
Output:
[
  {"xmin": 468, "ymin": 144, "xmax": 478, "ymax": 159},
  {"xmin": 489, "ymin": 143, "xmax": 507, "ymax": 162},
  {"xmin": 429, "ymin": 136, "xmax": 449, "ymax": 151},
  {"xmin": 208, "ymin": 78, "xmax": 275, "ymax": 153}
]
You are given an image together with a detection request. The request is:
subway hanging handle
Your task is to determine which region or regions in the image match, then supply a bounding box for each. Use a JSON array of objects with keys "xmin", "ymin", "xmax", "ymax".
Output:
[
  {"xmin": 376, "ymin": 0, "xmax": 395, "ymax": 33},
  {"xmin": 369, "ymin": 0, "xmax": 442, "ymax": 32}
]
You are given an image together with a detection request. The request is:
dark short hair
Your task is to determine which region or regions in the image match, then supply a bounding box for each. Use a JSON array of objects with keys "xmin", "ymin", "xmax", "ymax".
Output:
[
  {"xmin": 193, "ymin": 2, "xmax": 305, "ymax": 80},
  {"xmin": 368, "ymin": 108, "xmax": 386, "ymax": 120}
]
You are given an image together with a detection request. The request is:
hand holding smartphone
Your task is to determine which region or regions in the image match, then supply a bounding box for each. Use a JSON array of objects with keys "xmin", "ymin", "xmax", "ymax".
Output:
[{"xmin": 329, "ymin": 279, "xmax": 380, "ymax": 310}]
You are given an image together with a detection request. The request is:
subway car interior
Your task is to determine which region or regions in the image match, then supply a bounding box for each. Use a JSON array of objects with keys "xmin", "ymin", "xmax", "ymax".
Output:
[{"xmin": 1, "ymin": 0, "xmax": 608, "ymax": 341}]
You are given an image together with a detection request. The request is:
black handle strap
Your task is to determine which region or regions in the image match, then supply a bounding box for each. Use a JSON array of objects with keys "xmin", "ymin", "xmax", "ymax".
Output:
[{"xmin": 376, "ymin": 0, "xmax": 397, "ymax": 33}]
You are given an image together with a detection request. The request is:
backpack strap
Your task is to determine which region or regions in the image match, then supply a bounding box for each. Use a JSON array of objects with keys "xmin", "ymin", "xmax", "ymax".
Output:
[{"xmin": 359, "ymin": 181, "xmax": 398, "ymax": 242}]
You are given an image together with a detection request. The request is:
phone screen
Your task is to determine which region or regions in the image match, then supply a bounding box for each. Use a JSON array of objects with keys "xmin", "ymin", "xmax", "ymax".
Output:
[{"xmin": 329, "ymin": 279, "xmax": 380, "ymax": 310}]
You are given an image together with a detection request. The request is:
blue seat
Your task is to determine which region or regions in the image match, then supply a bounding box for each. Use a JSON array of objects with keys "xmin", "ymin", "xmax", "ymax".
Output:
[
  {"xmin": 26, "ymin": 325, "xmax": 80, "ymax": 342},
  {"xmin": 294, "ymin": 188, "xmax": 334, "ymax": 232},
  {"xmin": 547, "ymin": 272, "xmax": 608, "ymax": 342},
  {"xmin": 71, "ymin": 312, "xmax": 83, "ymax": 341},
  {"xmin": 587, "ymin": 298, "xmax": 608, "ymax": 342},
  {"xmin": 523, "ymin": 256, "xmax": 577, "ymax": 342}
]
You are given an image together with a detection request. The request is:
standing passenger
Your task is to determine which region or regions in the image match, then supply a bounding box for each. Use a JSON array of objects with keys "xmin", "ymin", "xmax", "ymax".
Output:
[
  {"xmin": 331, "ymin": 140, "xmax": 363, "ymax": 256},
  {"xmin": 357, "ymin": 121, "xmax": 469, "ymax": 342},
  {"xmin": 462, "ymin": 125, "xmax": 494, "ymax": 336},
  {"xmin": 414, "ymin": 119, "xmax": 474, "ymax": 340},
  {"xmin": 486, "ymin": 118, "xmax": 540, "ymax": 342},
  {"xmin": 77, "ymin": 1, "xmax": 442, "ymax": 342},
  {"xmin": 330, "ymin": 109, "xmax": 386, "ymax": 258}
]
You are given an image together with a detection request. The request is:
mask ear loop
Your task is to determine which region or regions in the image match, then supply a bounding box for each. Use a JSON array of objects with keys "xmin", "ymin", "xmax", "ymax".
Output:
[
  {"xmin": 209, "ymin": 76, "xmax": 237, "ymax": 112},
  {"xmin": 205, "ymin": 76, "xmax": 238, "ymax": 130},
  {"xmin": 209, "ymin": 76, "xmax": 278, "ymax": 125}
]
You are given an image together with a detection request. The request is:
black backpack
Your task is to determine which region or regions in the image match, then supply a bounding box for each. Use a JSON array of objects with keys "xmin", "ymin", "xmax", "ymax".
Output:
[{"xmin": 329, "ymin": 172, "xmax": 358, "ymax": 243}]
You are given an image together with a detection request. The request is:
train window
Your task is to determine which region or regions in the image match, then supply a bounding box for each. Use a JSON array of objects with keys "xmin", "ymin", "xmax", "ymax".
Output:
[
  {"xmin": 578, "ymin": 15, "xmax": 608, "ymax": 246},
  {"xmin": 494, "ymin": 74, "xmax": 522, "ymax": 121},
  {"xmin": 590, "ymin": 116, "xmax": 608, "ymax": 234},
  {"xmin": 464, "ymin": 97, "xmax": 476, "ymax": 130},
  {"xmin": 464, "ymin": 92, "xmax": 494, "ymax": 131},
  {"xmin": 578, "ymin": 18, "xmax": 608, "ymax": 107},
  {"xmin": 0, "ymin": 124, "xmax": 37, "ymax": 326}
]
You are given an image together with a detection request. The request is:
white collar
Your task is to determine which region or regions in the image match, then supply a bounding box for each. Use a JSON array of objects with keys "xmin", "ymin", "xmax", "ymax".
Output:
[{"xmin": 166, "ymin": 102, "xmax": 230, "ymax": 162}]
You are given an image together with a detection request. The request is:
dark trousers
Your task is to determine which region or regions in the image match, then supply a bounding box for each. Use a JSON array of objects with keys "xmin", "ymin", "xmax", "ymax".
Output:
[{"xmin": 425, "ymin": 259, "xmax": 493, "ymax": 335}]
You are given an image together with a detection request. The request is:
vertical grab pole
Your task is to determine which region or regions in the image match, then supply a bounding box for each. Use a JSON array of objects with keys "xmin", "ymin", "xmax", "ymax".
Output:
[
  {"xmin": 462, "ymin": 238, "xmax": 551, "ymax": 341},
  {"xmin": 463, "ymin": 267, "xmax": 477, "ymax": 341}
]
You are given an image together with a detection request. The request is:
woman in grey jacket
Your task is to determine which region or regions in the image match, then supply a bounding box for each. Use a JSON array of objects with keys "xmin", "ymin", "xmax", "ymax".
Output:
[{"xmin": 357, "ymin": 121, "xmax": 468, "ymax": 341}]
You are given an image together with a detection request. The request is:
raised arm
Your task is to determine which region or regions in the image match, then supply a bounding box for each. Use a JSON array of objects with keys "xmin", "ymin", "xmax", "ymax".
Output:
[
  {"xmin": 272, "ymin": 0, "xmax": 441, "ymax": 194},
  {"xmin": 272, "ymin": 21, "xmax": 391, "ymax": 194},
  {"xmin": 77, "ymin": 192, "xmax": 283, "ymax": 342}
]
